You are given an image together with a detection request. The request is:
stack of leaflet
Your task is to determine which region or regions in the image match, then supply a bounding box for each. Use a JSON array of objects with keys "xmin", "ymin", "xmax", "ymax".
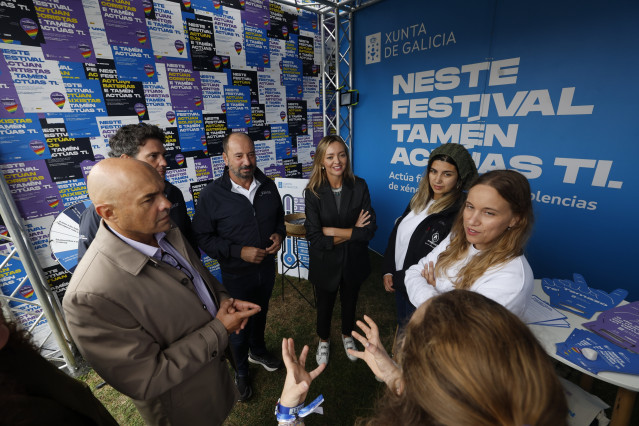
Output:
[
  {"xmin": 583, "ymin": 302, "xmax": 639, "ymax": 354},
  {"xmin": 557, "ymin": 329, "xmax": 639, "ymax": 375},
  {"xmin": 523, "ymin": 296, "xmax": 569, "ymax": 327}
]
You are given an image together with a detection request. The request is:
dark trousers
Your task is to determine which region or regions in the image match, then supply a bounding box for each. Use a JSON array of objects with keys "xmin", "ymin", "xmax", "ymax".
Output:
[
  {"xmin": 394, "ymin": 290, "xmax": 416, "ymax": 331},
  {"xmin": 221, "ymin": 259, "xmax": 276, "ymax": 377},
  {"xmin": 315, "ymin": 278, "xmax": 362, "ymax": 340}
]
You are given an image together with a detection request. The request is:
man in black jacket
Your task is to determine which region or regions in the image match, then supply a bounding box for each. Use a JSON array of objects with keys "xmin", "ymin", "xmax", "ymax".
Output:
[
  {"xmin": 193, "ymin": 132, "xmax": 286, "ymax": 401},
  {"xmin": 77, "ymin": 124, "xmax": 197, "ymax": 262}
]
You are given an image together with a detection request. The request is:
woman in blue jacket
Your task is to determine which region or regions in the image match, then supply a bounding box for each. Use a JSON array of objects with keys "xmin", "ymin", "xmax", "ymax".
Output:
[
  {"xmin": 304, "ymin": 135, "xmax": 377, "ymax": 366},
  {"xmin": 382, "ymin": 143, "xmax": 477, "ymax": 330}
]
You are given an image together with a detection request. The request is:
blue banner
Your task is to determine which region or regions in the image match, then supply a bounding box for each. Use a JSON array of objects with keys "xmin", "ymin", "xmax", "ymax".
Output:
[{"xmin": 353, "ymin": 0, "xmax": 639, "ymax": 299}]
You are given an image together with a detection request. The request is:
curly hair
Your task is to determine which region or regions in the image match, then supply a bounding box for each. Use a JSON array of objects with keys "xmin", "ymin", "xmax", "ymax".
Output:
[{"xmin": 108, "ymin": 123, "xmax": 166, "ymax": 158}]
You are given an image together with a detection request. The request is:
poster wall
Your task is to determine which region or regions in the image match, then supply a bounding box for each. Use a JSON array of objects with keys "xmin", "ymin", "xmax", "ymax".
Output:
[
  {"xmin": 0, "ymin": 1, "xmax": 324, "ymax": 316},
  {"xmin": 353, "ymin": 0, "xmax": 639, "ymax": 298}
]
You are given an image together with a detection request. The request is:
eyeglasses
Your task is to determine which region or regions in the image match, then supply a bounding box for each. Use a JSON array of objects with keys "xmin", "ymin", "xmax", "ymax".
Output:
[{"xmin": 160, "ymin": 251, "xmax": 194, "ymax": 281}]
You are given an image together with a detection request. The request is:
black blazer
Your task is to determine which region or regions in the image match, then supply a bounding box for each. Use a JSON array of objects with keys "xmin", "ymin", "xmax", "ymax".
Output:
[{"xmin": 304, "ymin": 176, "xmax": 377, "ymax": 292}]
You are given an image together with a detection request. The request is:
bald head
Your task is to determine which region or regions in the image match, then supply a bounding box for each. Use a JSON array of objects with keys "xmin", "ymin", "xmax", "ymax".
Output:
[
  {"xmin": 87, "ymin": 158, "xmax": 171, "ymax": 244},
  {"xmin": 88, "ymin": 158, "xmax": 160, "ymax": 206},
  {"xmin": 222, "ymin": 132, "xmax": 253, "ymax": 154}
]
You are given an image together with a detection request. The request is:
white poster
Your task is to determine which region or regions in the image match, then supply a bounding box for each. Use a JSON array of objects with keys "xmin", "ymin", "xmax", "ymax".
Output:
[
  {"xmin": 147, "ymin": 0, "xmax": 188, "ymax": 59},
  {"xmin": 200, "ymin": 71, "xmax": 228, "ymax": 113},
  {"xmin": 213, "ymin": 7, "xmax": 246, "ymax": 69},
  {"xmin": 258, "ymin": 70, "xmax": 287, "ymax": 124},
  {"xmin": 1, "ymin": 45, "xmax": 71, "ymax": 113},
  {"xmin": 143, "ymin": 63, "xmax": 175, "ymax": 128},
  {"xmin": 275, "ymin": 177, "xmax": 309, "ymax": 279}
]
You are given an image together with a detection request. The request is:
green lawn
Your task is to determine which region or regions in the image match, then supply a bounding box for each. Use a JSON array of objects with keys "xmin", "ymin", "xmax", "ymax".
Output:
[{"xmin": 80, "ymin": 252, "xmax": 639, "ymax": 425}]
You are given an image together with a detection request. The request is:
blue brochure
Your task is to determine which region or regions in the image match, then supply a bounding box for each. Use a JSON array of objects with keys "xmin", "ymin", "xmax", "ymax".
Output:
[
  {"xmin": 542, "ymin": 273, "xmax": 627, "ymax": 319},
  {"xmin": 557, "ymin": 328, "xmax": 639, "ymax": 375}
]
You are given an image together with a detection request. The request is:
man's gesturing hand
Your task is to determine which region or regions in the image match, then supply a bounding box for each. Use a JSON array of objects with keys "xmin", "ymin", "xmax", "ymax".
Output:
[{"xmin": 217, "ymin": 298, "xmax": 261, "ymax": 334}]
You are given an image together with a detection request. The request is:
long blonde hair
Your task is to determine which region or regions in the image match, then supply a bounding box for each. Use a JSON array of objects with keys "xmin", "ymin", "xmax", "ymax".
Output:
[
  {"xmin": 306, "ymin": 135, "xmax": 355, "ymax": 195},
  {"xmin": 365, "ymin": 290, "xmax": 567, "ymax": 426},
  {"xmin": 435, "ymin": 170, "xmax": 534, "ymax": 289}
]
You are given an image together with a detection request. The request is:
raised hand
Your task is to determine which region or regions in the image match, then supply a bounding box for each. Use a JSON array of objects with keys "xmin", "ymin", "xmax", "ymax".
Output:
[
  {"xmin": 348, "ymin": 315, "xmax": 402, "ymax": 392},
  {"xmin": 279, "ymin": 338, "xmax": 326, "ymax": 408}
]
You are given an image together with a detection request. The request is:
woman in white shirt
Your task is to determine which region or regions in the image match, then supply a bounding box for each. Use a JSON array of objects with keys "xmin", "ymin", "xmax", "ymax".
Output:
[{"xmin": 405, "ymin": 170, "xmax": 534, "ymax": 318}]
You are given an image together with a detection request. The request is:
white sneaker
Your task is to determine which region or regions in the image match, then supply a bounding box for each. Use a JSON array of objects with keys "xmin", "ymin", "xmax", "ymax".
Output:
[
  {"xmin": 342, "ymin": 336, "xmax": 357, "ymax": 362},
  {"xmin": 316, "ymin": 341, "xmax": 330, "ymax": 365}
]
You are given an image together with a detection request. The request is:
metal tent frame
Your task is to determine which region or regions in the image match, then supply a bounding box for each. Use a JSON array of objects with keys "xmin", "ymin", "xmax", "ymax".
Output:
[
  {"xmin": 0, "ymin": 175, "xmax": 78, "ymax": 372},
  {"xmin": 0, "ymin": 0, "xmax": 384, "ymax": 372}
]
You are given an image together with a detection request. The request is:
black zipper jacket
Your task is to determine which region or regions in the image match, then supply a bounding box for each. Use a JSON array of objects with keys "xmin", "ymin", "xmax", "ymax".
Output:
[
  {"xmin": 382, "ymin": 197, "xmax": 463, "ymax": 295},
  {"xmin": 192, "ymin": 167, "xmax": 285, "ymax": 274}
]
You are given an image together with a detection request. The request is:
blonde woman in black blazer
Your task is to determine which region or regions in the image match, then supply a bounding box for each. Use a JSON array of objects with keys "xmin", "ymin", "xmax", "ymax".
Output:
[{"xmin": 304, "ymin": 135, "xmax": 377, "ymax": 366}]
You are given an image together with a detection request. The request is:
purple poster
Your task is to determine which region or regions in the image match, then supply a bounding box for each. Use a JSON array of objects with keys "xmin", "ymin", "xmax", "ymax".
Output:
[
  {"xmin": 0, "ymin": 160, "xmax": 64, "ymax": 219},
  {"xmin": 0, "ymin": 55, "xmax": 26, "ymax": 118},
  {"xmin": 100, "ymin": 0, "xmax": 151, "ymax": 48},
  {"xmin": 243, "ymin": 0, "xmax": 270, "ymax": 30},
  {"xmin": 166, "ymin": 62, "xmax": 204, "ymax": 110},
  {"xmin": 264, "ymin": 164, "xmax": 285, "ymax": 178},
  {"xmin": 35, "ymin": 0, "xmax": 96, "ymax": 62},
  {"xmin": 193, "ymin": 157, "xmax": 213, "ymax": 181}
]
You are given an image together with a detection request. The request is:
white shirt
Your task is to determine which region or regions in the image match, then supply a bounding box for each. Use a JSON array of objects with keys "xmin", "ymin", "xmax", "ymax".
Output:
[
  {"xmin": 394, "ymin": 200, "xmax": 433, "ymax": 270},
  {"xmin": 230, "ymin": 177, "xmax": 260, "ymax": 204},
  {"xmin": 405, "ymin": 235, "xmax": 534, "ymax": 318}
]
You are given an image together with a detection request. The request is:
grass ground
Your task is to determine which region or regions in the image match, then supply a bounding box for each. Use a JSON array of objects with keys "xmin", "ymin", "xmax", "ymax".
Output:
[{"xmin": 80, "ymin": 251, "xmax": 639, "ymax": 425}]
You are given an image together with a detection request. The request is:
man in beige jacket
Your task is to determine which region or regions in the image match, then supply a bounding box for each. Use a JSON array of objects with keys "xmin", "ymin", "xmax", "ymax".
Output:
[{"xmin": 63, "ymin": 158, "xmax": 260, "ymax": 425}]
